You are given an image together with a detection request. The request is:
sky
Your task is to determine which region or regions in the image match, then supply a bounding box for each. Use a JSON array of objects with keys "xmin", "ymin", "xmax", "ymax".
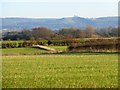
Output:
[{"xmin": 0, "ymin": 0, "xmax": 119, "ymax": 18}]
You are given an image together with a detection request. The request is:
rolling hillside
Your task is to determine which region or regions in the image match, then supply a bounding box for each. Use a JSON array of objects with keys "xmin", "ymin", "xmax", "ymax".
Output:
[{"xmin": 1, "ymin": 16, "xmax": 118, "ymax": 30}]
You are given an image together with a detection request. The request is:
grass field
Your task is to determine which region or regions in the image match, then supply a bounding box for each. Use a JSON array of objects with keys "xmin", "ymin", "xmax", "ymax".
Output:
[
  {"xmin": 48, "ymin": 46, "xmax": 68, "ymax": 51},
  {"xmin": 1, "ymin": 46, "xmax": 68, "ymax": 55},
  {"xmin": 2, "ymin": 53, "xmax": 118, "ymax": 88},
  {"xmin": 1, "ymin": 48, "xmax": 46, "ymax": 55}
]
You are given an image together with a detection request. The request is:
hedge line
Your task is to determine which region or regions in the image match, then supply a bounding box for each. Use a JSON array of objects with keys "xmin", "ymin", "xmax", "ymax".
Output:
[
  {"xmin": 1, "ymin": 39, "xmax": 92, "ymax": 49},
  {"xmin": 68, "ymin": 38, "xmax": 120, "ymax": 52},
  {"xmin": 1, "ymin": 40, "xmax": 46, "ymax": 48}
]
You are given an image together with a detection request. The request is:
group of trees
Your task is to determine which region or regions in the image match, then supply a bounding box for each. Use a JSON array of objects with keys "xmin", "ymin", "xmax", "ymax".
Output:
[
  {"xmin": 2, "ymin": 26, "xmax": 119, "ymax": 40},
  {"xmin": 96, "ymin": 27, "xmax": 118, "ymax": 37}
]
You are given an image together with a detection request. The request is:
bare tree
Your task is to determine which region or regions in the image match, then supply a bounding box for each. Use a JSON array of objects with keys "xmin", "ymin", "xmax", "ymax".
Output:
[
  {"xmin": 32, "ymin": 27, "xmax": 55, "ymax": 40},
  {"xmin": 85, "ymin": 25, "xmax": 95, "ymax": 38}
]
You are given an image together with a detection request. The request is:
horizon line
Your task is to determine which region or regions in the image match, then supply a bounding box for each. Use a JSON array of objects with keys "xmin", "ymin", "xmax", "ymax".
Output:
[{"xmin": 1, "ymin": 15, "xmax": 118, "ymax": 19}]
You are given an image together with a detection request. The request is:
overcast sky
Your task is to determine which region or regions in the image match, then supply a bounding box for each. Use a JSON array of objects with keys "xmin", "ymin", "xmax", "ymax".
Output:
[{"xmin": 1, "ymin": 0, "xmax": 119, "ymax": 18}]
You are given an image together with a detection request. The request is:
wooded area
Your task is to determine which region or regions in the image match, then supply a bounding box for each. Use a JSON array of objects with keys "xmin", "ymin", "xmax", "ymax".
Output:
[{"xmin": 2, "ymin": 26, "xmax": 119, "ymax": 40}]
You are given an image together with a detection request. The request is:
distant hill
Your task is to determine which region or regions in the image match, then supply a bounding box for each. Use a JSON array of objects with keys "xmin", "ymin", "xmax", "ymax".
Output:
[{"xmin": 0, "ymin": 16, "xmax": 118, "ymax": 30}]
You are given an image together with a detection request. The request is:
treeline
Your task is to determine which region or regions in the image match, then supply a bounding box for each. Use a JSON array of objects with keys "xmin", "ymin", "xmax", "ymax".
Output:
[{"xmin": 2, "ymin": 26, "xmax": 119, "ymax": 40}]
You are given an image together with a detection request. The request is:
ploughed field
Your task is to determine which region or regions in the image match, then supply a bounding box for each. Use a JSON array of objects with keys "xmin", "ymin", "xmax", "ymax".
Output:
[{"xmin": 2, "ymin": 52, "xmax": 118, "ymax": 88}]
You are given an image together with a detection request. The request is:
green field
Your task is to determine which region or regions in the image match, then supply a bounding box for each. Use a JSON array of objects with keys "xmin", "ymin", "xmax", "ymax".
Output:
[
  {"xmin": 2, "ymin": 48, "xmax": 46, "ymax": 55},
  {"xmin": 1, "ymin": 46, "xmax": 68, "ymax": 55},
  {"xmin": 48, "ymin": 46, "xmax": 68, "ymax": 51},
  {"xmin": 2, "ymin": 53, "xmax": 118, "ymax": 88}
]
